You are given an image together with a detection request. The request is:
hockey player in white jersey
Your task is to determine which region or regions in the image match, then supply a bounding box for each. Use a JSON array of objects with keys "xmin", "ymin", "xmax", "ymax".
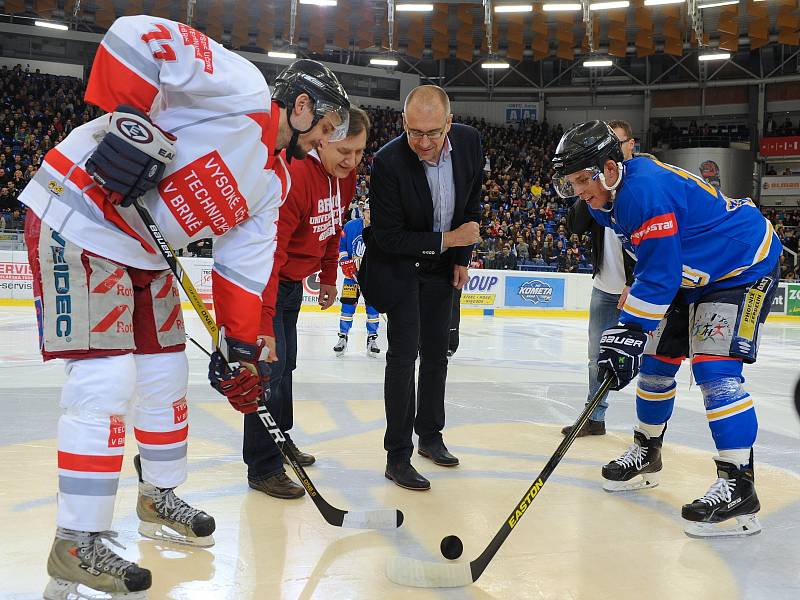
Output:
[{"xmin": 18, "ymin": 15, "xmax": 349, "ymax": 599}]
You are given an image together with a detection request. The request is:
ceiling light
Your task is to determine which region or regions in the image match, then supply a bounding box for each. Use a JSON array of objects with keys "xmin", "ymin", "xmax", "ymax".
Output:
[
  {"xmin": 643, "ymin": 0, "xmax": 685, "ymax": 5},
  {"xmin": 542, "ymin": 3, "xmax": 582, "ymax": 10},
  {"xmin": 482, "ymin": 60, "xmax": 510, "ymax": 69},
  {"xmin": 697, "ymin": 0, "xmax": 738, "ymax": 7},
  {"xmin": 370, "ymin": 58, "xmax": 399, "ymax": 66},
  {"xmin": 494, "ymin": 4, "xmax": 534, "ymax": 12},
  {"xmin": 583, "ymin": 58, "xmax": 613, "ymax": 67},
  {"xmin": 698, "ymin": 51, "xmax": 731, "ymax": 61},
  {"xmin": 300, "ymin": 0, "xmax": 337, "ymax": 5},
  {"xmin": 396, "ymin": 3, "xmax": 435, "ymax": 11},
  {"xmin": 268, "ymin": 50, "xmax": 297, "ymax": 59},
  {"xmin": 590, "ymin": 1, "xmax": 630, "ymax": 9},
  {"xmin": 35, "ymin": 20, "xmax": 68, "ymax": 30}
]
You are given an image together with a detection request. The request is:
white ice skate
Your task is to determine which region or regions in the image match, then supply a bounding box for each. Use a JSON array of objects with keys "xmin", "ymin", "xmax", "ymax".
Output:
[
  {"xmin": 366, "ymin": 334, "xmax": 381, "ymax": 358},
  {"xmin": 334, "ymin": 333, "xmax": 348, "ymax": 356}
]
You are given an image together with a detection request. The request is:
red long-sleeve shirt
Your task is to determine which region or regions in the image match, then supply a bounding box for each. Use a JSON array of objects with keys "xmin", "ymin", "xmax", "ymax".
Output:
[{"xmin": 260, "ymin": 150, "xmax": 355, "ymax": 335}]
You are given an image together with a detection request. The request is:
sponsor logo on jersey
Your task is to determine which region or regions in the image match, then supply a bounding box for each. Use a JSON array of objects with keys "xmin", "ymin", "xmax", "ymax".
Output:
[
  {"xmin": 630, "ymin": 212, "xmax": 677, "ymax": 246},
  {"xmin": 47, "ymin": 180, "xmax": 63, "ymax": 196},
  {"xmin": 178, "ymin": 23, "xmax": 214, "ymax": 74},
  {"xmin": 50, "ymin": 231, "xmax": 72, "ymax": 340},
  {"xmin": 518, "ymin": 279, "xmax": 553, "ymax": 305},
  {"xmin": 159, "ymin": 151, "xmax": 249, "ymax": 236},
  {"xmin": 739, "ymin": 286, "xmax": 766, "ymax": 341},
  {"xmin": 116, "ymin": 118, "xmax": 154, "ymax": 144}
]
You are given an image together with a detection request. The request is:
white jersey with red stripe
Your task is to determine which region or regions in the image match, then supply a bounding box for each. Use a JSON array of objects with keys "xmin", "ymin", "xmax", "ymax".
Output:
[{"xmin": 18, "ymin": 15, "xmax": 289, "ymax": 342}]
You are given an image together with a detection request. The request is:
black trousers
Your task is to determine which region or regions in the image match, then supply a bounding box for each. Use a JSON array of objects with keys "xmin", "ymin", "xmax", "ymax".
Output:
[
  {"xmin": 449, "ymin": 288, "xmax": 462, "ymax": 353},
  {"xmin": 384, "ymin": 267, "xmax": 454, "ymax": 463},
  {"xmin": 242, "ymin": 280, "xmax": 302, "ymax": 479}
]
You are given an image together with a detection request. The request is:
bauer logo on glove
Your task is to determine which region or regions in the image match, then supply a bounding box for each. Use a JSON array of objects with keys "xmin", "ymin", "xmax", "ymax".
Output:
[{"xmin": 598, "ymin": 325, "xmax": 647, "ymax": 391}]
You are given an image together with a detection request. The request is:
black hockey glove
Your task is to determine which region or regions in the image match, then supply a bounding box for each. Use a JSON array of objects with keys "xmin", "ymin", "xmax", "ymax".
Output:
[
  {"xmin": 86, "ymin": 105, "xmax": 176, "ymax": 207},
  {"xmin": 598, "ymin": 324, "xmax": 648, "ymax": 391}
]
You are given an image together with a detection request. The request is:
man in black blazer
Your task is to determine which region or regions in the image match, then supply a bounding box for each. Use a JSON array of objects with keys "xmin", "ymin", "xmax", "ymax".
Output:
[{"xmin": 359, "ymin": 85, "xmax": 482, "ymax": 490}]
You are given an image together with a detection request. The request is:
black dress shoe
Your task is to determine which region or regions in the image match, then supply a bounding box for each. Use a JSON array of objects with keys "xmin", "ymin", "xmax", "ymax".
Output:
[
  {"xmin": 417, "ymin": 443, "xmax": 460, "ymax": 467},
  {"xmin": 560, "ymin": 419, "xmax": 606, "ymax": 438},
  {"xmin": 384, "ymin": 462, "xmax": 430, "ymax": 491}
]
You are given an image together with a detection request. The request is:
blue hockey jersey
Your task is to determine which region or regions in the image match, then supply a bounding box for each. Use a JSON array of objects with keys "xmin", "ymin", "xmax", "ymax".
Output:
[
  {"xmin": 339, "ymin": 217, "xmax": 366, "ymax": 263},
  {"xmin": 590, "ymin": 157, "xmax": 780, "ymax": 332}
]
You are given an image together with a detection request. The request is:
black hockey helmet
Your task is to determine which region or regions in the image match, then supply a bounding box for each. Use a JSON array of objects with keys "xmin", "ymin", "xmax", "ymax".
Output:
[
  {"xmin": 551, "ymin": 120, "xmax": 624, "ymax": 198},
  {"xmin": 273, "ymin": 59, "xmax": 350, "ymax": 143}
]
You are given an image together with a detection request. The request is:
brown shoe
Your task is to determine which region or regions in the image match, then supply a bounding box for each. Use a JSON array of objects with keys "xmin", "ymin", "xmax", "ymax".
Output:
[
  {"xmin": 248, "ymin": 471, "xmax": 306, "ymax": 499},
  {"xmin": 281, "ymin": 435, "xmax": 315, "ymax": 467},
  {"xmin": 561, "ymin": 419, "xmax": 606, "ymax": 437}
]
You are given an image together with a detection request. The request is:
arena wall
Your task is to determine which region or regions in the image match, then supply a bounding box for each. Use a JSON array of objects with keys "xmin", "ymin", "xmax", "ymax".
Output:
[{"xmin": 0, "ymin": 252, "xmax": 792, "ymax": 318}]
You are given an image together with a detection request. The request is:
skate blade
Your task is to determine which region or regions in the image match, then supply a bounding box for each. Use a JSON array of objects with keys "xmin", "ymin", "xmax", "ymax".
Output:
[
  {"xmin": 366, "ymin": 350, "xmax": 381, "ymax": 358},
  {"xmin": 602, "ymin": 472, "xmax": 660, "ymax": 492},
  {"xmin": 334, "ymin": 349, "xmax": 346, "ymax": 356},
  {"xmin": 684, "ymin": 514, "xmax": 762, "ymax": 538},
  {"xmin": 138, "ymin": 521, "xmax": 215, "ymax": 548},
  {"xmin": 44, "ymin": 578, "xmax": 148, "ymax": 600}
]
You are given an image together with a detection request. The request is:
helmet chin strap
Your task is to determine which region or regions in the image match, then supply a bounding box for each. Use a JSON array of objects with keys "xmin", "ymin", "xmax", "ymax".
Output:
[
  {"xmin": 285, "ymin": 106, "xmax": 318, "ymax": 163},
  {"xmin": 596, "ymin": 161, "xmax": 624, "ymax": 204}
]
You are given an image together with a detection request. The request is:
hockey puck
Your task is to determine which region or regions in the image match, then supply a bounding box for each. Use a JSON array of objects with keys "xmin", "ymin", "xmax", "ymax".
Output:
[{"xmin": 440, "ymin": 535, "xmax": 463, "ymax": 560}]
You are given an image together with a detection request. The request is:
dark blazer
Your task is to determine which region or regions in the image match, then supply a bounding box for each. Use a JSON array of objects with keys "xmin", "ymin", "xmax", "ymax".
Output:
[
  {"xmin": 567, "ymin": 198, "xmax": 635, "ymax": 287},
  {"xmin": 359, "ymin": 123, "xmax": 483, "ymax": 312}
]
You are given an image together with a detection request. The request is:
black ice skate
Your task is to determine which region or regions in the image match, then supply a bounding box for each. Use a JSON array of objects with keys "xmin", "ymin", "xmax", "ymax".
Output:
[
  {"xmin": 602, "ymin": 427, "xmax": 663, "ymax": 492},
  {"xmin": 366, "ymin": 334, "xmax": 381, "ymax": 358},
  {"xmin": 334, "ymin": 333, "xmax": 348, "ymax": 356},
  {"xmin": 134, "ymin": 455, "xmax": 216, "ymax": 548},
  {"xmin": 682, "ymin": 454, "xmax": 762, "ymax": 538}
]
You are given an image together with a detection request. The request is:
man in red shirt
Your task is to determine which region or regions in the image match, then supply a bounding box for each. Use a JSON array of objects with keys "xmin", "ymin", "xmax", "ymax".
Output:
[{"xmin": 243, "ymin": 106, "xmax": 371, "ymax": 499}]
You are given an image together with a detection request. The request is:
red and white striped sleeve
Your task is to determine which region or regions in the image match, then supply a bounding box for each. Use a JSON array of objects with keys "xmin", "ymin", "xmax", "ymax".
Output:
[{"xmin": 84, "ymin": 15, "xmax": 229, "ymax": 114}]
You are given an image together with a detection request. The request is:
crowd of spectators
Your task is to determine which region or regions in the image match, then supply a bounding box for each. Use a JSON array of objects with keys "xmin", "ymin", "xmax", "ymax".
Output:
[
  {"xmin": 650, "ymin": 118, "xmax": 750, "ymax": 150},
  {"xmin": 3, "ymin": 64, "xmax": 800, "ymax": 278},
  {"xmin": 0, "ymin": 64, "xmax": 102, "ymax": 231},
  {"xmin": 765, "ymin": 115, "xmax": 800, "ymax": 138}
]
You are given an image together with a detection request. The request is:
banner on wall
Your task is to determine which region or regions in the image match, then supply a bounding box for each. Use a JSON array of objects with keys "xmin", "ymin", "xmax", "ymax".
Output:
[
  {"xmin": 786, "ymin": 283, "xmax": 800, "ymax": 315},
  {"xmin": 760, "ymin": 136, "xmax": 800, "ymax": 158},
  {"xmin": 504, "ymin": 276, "xmax": 565, "ymax": 308},
  {"xmin": 0, "ymin": 259, "xmax": 33, "ymax": 296},
  {"xmin": 760, "ymin": 176, "xmax": 800, "ymax": 196},
  {"xmin": 461, "ymin": 273, "xmax": 500, "ymax": 306},
  {"xmin": 770, "ymin": 285, "xmax": 787, "ymax": 313},
  {"xmin": 505, "ymin": 103, "xmax": 537, "ymax": 124}
]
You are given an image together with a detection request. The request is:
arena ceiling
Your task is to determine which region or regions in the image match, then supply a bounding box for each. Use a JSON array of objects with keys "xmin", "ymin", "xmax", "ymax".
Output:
[{"xmin": 2, "ymin": 0, "xmax": 800, "ymax": 93}]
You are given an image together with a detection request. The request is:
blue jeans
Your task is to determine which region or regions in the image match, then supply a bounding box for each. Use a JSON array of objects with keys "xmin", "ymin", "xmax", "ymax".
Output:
[{"xmin": 587, "ymin": 287, "xmax": 623, "ymax": 422}]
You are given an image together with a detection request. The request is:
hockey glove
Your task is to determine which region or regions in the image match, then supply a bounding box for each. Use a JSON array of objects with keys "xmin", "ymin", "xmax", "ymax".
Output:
[
  {"xmin": 340, "ymin": 258, "xmax": 358, "ymax": 281},
  {"xmin": 208, "ymin": 336, "xmax": 270, "ymax": 414},
  {"xmin": 597, "ymin": 324, "xmax": 648, "ymax": 391},
  {"xmin": 86, "ymin": 105, "xmax": 176, "ymax": 207}
]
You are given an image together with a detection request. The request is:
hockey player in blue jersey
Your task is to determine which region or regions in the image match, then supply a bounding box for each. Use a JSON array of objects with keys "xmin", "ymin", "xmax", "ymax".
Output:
[
  {"xmin": 552, "ymin": 121, "xmax": 781, "ymax": 538},
  {"xmin": 334, "ymin": 202, "xmax": 381, "ymax": 357}
]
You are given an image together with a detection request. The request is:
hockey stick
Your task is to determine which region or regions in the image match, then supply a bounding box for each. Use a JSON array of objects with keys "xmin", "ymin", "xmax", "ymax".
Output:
[
  {"xmin": 386, "ymin": 375, "xmax": 615, "ymax": 587},
  {"xmin": 134, "ymin": 200, "xmax": 403, "ymax": 530}
]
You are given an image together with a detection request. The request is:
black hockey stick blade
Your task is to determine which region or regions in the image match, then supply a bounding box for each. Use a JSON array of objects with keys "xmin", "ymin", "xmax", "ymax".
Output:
[
  {"xmin": 132, "ymin": 201, "xmax": 404, "ymax": 531},
  {"xmin": 386, "ymin": 376, "xmax": 615, "ymax": 587}
]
